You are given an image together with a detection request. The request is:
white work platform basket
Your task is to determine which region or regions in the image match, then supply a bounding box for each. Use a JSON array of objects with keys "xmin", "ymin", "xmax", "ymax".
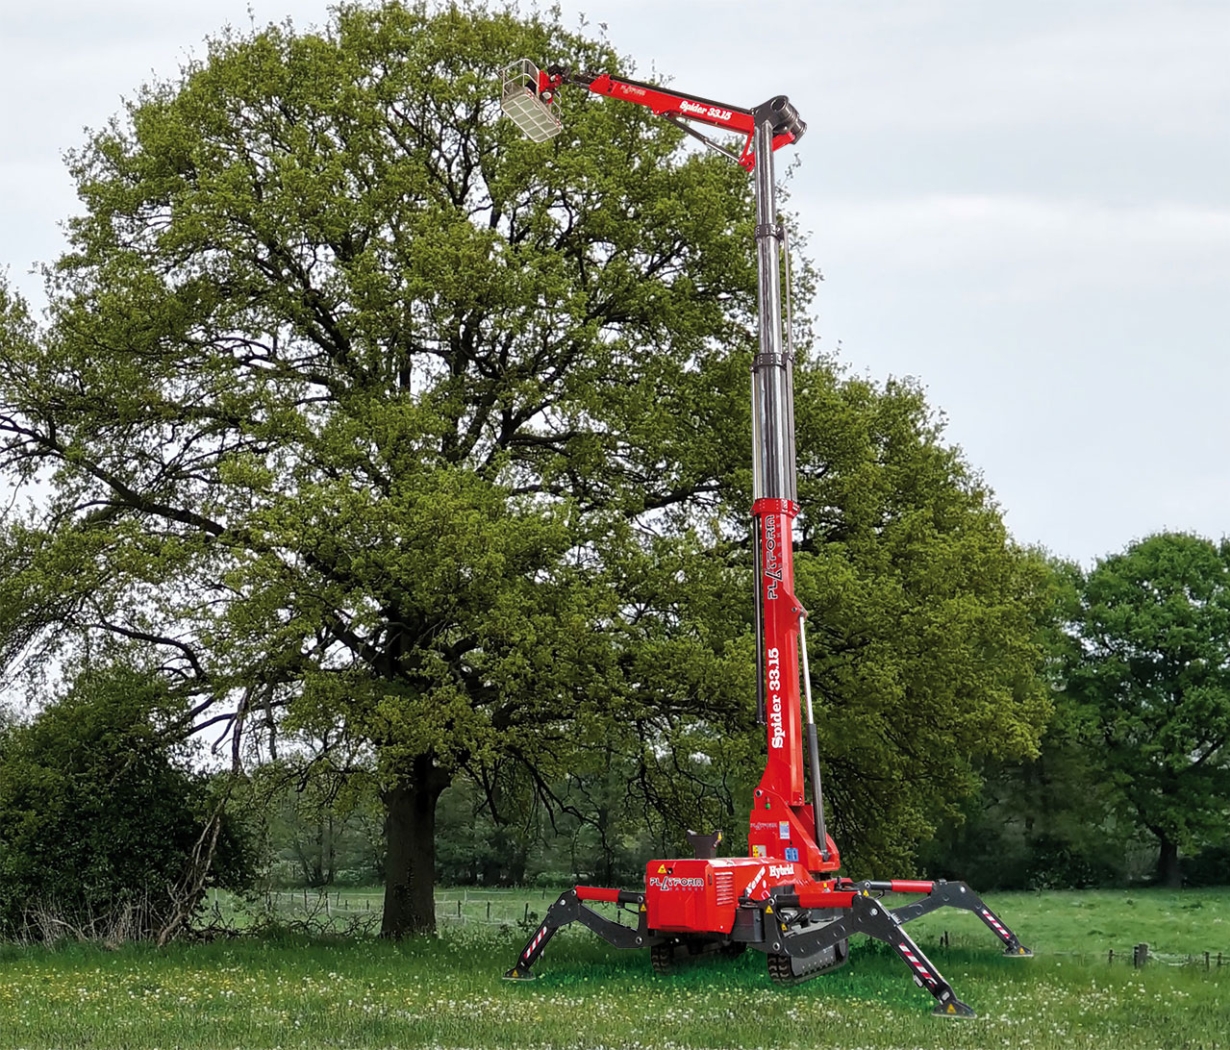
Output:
[{"xmin": 501, "ymin": 60, "xmax": 563, "ymax": 142}]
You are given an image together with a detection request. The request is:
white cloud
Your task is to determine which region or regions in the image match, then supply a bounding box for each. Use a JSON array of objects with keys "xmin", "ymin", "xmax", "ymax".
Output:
[
  {"xmin": 814, "ymin": 3, "xmax": 1230, "ymax": 136},
  {"xmin": 809, "ymin": 194, "xmax": 1230, "ymax": 301}
]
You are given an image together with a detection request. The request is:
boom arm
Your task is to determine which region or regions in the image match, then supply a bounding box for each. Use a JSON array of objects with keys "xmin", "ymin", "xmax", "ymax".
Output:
[
  {"xmin": 502, "ymin": 61, "xmax": 806, "ymax": 170},
  {"xmin": 501, "ymin": 60, "xmax": 837, "ymax": 873}
]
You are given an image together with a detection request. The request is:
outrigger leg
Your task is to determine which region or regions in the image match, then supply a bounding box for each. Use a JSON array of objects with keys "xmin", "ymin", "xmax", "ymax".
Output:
[
  {"xmin": 761, "ymin": 892, "xmax": 975, "ymax": 1017},
  {"xmin": 504, "ymin": 887, "xmax": 661, "ymax": 980},
  {"xmin": 852, "ymin": 880, "xmax": 1032, "ymax": 957}
]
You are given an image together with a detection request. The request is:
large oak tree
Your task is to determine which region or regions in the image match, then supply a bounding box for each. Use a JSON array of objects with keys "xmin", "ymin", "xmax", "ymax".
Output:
[{"xmin": 0, "ymin": 1, "xmax": 1051, "ymax": 935}]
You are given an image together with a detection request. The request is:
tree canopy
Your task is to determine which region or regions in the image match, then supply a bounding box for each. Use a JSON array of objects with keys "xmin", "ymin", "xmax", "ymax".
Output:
[
  {"xmin": 788, "ymin": 371, "xmax": 1053, "ymax": 870},
  {"xmin": 0, "ymin": 1, "xmax": 1052, "ymax": 935}
]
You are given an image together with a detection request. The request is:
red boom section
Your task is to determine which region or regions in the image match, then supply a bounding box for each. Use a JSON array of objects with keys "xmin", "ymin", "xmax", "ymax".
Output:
[
  {"xmin": 538, "ymin": 69, "xmax": 801, "ymax": 170},
  {"xmin": 749, "ymin": 498, "xmax": 840, "ymax": 873},
  {"xmin": 754, "ymin": 498, "xmax": 804, "ymax": 804}
]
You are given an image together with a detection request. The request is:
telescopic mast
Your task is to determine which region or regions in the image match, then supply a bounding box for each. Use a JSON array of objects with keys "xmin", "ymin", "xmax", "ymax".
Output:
[{"xmin": 502, "ymin": 61, "xmax": 835, "ymax": 868}]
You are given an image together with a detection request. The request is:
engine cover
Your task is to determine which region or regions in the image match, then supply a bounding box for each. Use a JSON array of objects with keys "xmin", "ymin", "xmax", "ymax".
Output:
[{"xmin": 644, "ymin": 856, "xmax": 806, "ymax": 934}]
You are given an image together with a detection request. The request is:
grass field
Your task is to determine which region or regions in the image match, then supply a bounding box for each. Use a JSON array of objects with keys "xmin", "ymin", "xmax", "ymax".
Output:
[{"xmin": 1, "ymin": 887, "xmax": 1227, "ymax": 1049}]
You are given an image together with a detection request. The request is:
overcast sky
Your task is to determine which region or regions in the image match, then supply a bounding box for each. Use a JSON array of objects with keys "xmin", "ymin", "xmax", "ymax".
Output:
[{"xmin": 2, "ymin": 0, "xmax": 1227, "ymax": 565}]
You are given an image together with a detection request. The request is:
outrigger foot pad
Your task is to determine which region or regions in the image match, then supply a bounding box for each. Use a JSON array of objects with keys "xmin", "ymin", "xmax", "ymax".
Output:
[
  {"xmin": 503, "ymin": 967, "xmax": 537, "ymax": 981},
  {"xmin": 1005, "ymin": 945, "xmax": 1034, "ymax": 957},
  {"xmin": 932, "ymin": 998, "xmax": 976, "ymax": 1018}
]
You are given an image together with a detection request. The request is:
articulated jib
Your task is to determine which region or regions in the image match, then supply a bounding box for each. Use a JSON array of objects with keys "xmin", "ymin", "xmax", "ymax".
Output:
[{"xmin": 505, "ymin": 865, "xmax": 1031, "ymax": 1018}]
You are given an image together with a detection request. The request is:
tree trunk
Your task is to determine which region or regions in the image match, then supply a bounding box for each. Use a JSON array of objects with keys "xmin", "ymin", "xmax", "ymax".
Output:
[
  {"xmin": 1157, "ymin": 836, "xmax": 1182, "ymax": 888},
  {"xmin": 380, "ymin": 754, "xmax": 450, "ymax": 938}
]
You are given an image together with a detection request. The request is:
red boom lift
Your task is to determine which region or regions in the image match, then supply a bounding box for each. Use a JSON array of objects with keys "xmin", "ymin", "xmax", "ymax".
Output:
[{"xmin": 499, "ymin": 60, "xmax": 1031, "ymax": 1017}]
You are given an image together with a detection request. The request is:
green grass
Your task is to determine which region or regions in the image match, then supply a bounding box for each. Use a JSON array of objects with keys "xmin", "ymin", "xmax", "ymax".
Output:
[
  {"xmin": 897, "ymin": 886, "xmax": 1230, "ymax": 960},
  {"xmin": 1, "ymin": 888, "xmax": 1227, "ymax": 1049}
]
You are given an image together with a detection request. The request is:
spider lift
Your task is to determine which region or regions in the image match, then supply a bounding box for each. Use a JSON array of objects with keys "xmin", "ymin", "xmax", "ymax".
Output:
[{"xmin": 499, "ymin": 60, "xmax": 1031, "ymax": 1017}]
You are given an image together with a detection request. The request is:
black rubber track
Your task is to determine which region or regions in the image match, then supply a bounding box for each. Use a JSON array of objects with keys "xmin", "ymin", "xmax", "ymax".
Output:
[
  {"xmin": 766, "ymin": 938, "xmax": 850, "ymax": 986},
  {"xmin": 650, "ymin": 943, "xmax": 675, "ymax": 975}
]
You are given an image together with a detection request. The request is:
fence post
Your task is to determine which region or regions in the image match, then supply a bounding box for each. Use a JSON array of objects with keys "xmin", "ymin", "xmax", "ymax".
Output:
[
  {"xmin": 1108, "ymin": 949, "xmax": 1114, "ymax": 964},
  {"xmin": 1133, "ymin": 943, "xmax": 1148, "ymax": 968},
  {"xmin": 487, "ymin": 901, "xmax": 492, "ymax": 921}
]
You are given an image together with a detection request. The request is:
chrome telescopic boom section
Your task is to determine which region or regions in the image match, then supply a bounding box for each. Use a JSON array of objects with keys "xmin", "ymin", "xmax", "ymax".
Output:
[{"xmin": 750, "ymin": 102, "xmax": 797, "ymax": 504}]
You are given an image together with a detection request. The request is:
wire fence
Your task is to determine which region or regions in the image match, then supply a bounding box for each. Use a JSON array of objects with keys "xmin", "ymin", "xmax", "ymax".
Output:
[
  {"xmin": 929, "ymin": 929, "xmax": 1226, "ymax": 970},
  {"xmin": 1103, "ymin": 945, "xmax": 1225, "ymax": 969},
  {"xmin": 205, "ymin": 886, "xmax": 561, "ymax": 934}
]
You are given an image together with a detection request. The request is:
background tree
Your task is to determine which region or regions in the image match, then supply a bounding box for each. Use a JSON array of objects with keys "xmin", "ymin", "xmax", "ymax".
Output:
[
  {"xmin": 1062, "ymin": 532, "xmax": 1230, "ymax": 886},
  {"xmin": 919, "ymin": 695, "xmax": 1131, "ymax": 890},
  {"xmin": 776, "ymin": 369, "xmax": 1056, "ymax": 873},
  {"xmin": 0, "ymin": 665, "xmax": 251, "ymax": 942},
  {"xmin": 0, "ymin": 0, "xmax": 1054, "ymax": 936},
  {"xmin": 917, "ymin": 557, "xmax": 1128, "ymax": 890},
  {"xmin": 242, "ymin": 756, "xmax": 385, "ymax": 888}
]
